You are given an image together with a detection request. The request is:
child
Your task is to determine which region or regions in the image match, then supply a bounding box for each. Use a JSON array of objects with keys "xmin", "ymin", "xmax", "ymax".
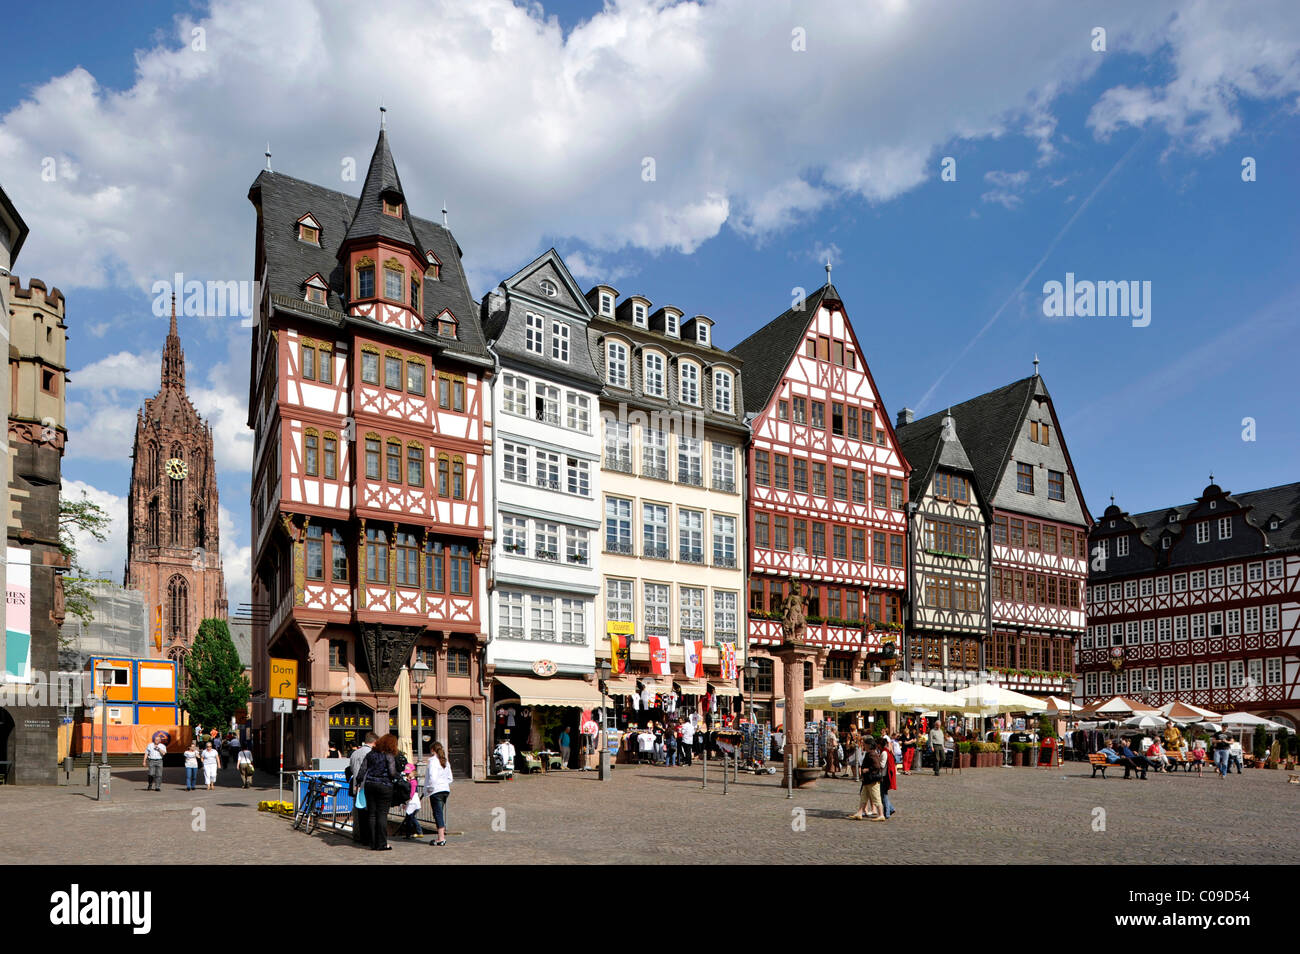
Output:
[{"xmin": 397, "ymin": 763, "xmax": 422, "ymax": 839}]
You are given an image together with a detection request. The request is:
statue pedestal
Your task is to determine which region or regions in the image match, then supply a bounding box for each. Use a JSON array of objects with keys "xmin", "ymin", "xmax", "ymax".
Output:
[{"xmin": 772, "ymin": 639, "xmax": 822, "ymax": 789}]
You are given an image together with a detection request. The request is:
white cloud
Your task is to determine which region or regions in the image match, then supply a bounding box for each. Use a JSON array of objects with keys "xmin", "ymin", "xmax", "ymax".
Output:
[
  {"xmin": 60, "ymin": 479, "xmax": 128, "ymax": 581},
  {"xmin": 218, "ymin": 504, "xmax": 252, "ymax": 614},
  {"xmin": 981, "ymin": 169, "xmax": 1030, "ymax": 209},
  {"xmin": 6, "ymin": 0, "xmax": 1255, "ymax": 298}
]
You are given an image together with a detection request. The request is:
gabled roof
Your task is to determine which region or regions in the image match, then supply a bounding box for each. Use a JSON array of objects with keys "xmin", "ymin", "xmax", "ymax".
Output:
[
  {"xmin": 902, "ymin": 375, "xmax": 1040, "ymax": 505},
  {"xmin": 0, "ymin": 181, "xmax": 29, "ymax": 261},
  {"xmin": 897, "ymin": 409, "xmax": 978, "ymax": 504},
  {"xmin": 1116, "ymin": 481, "xmax": 1300, "ymax": 558},
  {"xmin": 342, "ymin": 130, "xmax": 423, "ymax": 251},
  {"xmin": 248, "ymin": 164, "xmax": 488, "ymax": 363},
  {"xmin": 729, "ymin": 284, "xmax": 839, "ymax": 414}
]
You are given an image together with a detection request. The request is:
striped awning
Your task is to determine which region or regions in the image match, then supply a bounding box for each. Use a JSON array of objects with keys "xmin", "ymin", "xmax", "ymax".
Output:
[{"xmin": 494, "ymin": 675, "xmax": 604, "ymax": 708}]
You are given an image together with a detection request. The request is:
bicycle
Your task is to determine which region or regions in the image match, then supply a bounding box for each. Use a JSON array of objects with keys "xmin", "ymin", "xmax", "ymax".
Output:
[{"xmin": 292, "ymin": 775, "xmax": 342, "ymax": 834}]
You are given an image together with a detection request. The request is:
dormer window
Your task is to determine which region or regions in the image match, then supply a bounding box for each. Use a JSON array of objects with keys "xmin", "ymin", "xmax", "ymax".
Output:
[
  {"xmin": 434, "ymin": 309, "xmax": 458, "ymax": 340},
  {"xmin": 696, "ymin": 324, "xmax": 710, "ymax": 345},
  {"xmin": 383, "ymin": 196, "xmax": 403, "ymax": 218},
  {"xmin": 539, "ymin": 279, "xmax": 558, "ymax": 298},
  {"xmin": 297, "ymin": 214, "xmax": 321, "ymax": 245},
  {"xmin": 665, "ymin": 313, "xmax": 679, "ymax": 337},
  {"xmin": 633, "ymin": 303, "xmax": 647, "ymax": 326},
  {"xmin": 600, "ymin": 293, "xmax": 614, "ymax": 316},
  {"xmin": 383, "ymin": 260, "xmax": 404, "ymax": 301},
  {"xmin": 1270, "ymin": 519, "xmax": 1279, "ymax": 530},
  {"xmin": 304, "ymin": 274, "xmax": 328, "ymax": 307}
]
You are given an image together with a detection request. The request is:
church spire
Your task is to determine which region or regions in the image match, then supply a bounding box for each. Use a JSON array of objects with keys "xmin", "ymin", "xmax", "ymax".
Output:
[{"xmin": 162, "ymin": 293, "xmax": 185, "ymax": 390}]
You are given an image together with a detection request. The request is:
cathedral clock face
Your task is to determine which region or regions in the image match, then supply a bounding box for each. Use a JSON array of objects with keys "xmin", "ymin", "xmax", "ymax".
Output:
[{"xmin": 166, "ymin": 458, "xmax": 189, "ymax": 480}]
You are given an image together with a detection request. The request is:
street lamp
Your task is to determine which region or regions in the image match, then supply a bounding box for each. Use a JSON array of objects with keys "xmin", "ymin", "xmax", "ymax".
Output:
[
  {"xmin": 93, "ymin": 661, "xmax": 115, "ymax": 800},
  {"xmin": 744, "ymin": 657, "xmax": 758, "ymax": 725},
  {"xmin": 412, "ymin": 660, "xmax": 429, "ymax": 767},
  {"xmin": 597, "ymin": 658, "xmax": 611, "ymax": 781}
]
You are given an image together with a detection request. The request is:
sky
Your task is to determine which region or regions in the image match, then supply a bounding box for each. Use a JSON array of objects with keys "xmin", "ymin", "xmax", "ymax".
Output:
[{"xmin": 2, "ymin": 0, "xmax": 1298, "ymax": 615}]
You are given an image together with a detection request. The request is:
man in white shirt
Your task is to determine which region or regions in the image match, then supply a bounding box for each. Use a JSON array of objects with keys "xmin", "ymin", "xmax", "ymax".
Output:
[
  {"xmin": 143, "ymin": 739, "xmax": 167, "ymax": 791},
  {"xmin": 1228, "ymin": 738, "xmax": 1243, "ymax": 774},
  {"xmin": 679, "ymin": 721, "xmax": 695, "ymax": 767}
]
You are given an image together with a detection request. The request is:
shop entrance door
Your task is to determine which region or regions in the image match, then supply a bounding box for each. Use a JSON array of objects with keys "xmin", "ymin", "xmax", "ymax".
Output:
[{"xmin": 447, "ymin": 706, "xmax": 471, "ymax": 778}]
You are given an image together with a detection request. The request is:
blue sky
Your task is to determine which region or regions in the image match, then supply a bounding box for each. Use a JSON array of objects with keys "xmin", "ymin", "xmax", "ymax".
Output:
[{"xmin": 2, "ymin": 0, "xmax": 1298, "ymax": 610}]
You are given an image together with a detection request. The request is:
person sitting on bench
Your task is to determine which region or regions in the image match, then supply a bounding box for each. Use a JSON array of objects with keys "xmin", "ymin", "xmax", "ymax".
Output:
[
  {"xmin": 1115, "ymin": 739, "xmax": 1149, "ymax": 780},
  {"xmin": 1145, "ymin": 739, "xmax": 1170, "ymax": 772}
]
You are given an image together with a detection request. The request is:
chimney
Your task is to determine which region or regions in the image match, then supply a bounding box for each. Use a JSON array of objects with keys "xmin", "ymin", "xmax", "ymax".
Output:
[{"xmin": 897, "ymin": 407, "xmax": 914, "ymax": 427}]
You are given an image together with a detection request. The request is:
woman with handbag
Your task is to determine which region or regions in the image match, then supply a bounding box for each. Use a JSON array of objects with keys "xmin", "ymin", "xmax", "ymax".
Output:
[
  {"xmin": 849, "ymin": 739, "xmax": 885, "ymax": 820},
  {"xmin": 424, "ymin": 741, "xmax": 453, "ymax": 846},
  {"xmin": 362, "ymin": 734, "xmax": 400, "ymax": 851}
]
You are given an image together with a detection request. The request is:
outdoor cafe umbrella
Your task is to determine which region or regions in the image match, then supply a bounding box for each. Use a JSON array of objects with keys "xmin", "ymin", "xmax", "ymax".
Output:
[
  {"xmin": 1159, "ymin": 700, "xmax": 1221, "ymax": 724},
  {"xmin": 396, "ymin": 665, "xmax": 413, "ymax": 765},
  {"xmin": 1122, "ymin": 714, "xmax": 1168, "ymax": 730},
  {"xmin": 1035, "ymin": 695, "xmax": 1080, "ymax": 716},
  {"xmin": 952, "ymin": 684, "xmax": 1048, "ymax": 715},
  {"xmin": 837, "ymin": 680, "xmax": 965, "ymax": 712},
  {"xmin": 803, "ymin": 682, "xmax": 870, "ymax": 710},
  {"xmin": 1217, "ymin": 712, "xmax": 1285, "ymax": 730},
  {"xmin": 1076, "ymin": 695, "xmax": 1158, "ymax": 720}
]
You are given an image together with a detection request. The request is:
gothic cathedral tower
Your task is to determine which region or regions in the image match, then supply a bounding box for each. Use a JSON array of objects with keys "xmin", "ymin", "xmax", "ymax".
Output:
[{"xmin": 123, "ymin": 299, "xmax": 228, "ymax": 659}]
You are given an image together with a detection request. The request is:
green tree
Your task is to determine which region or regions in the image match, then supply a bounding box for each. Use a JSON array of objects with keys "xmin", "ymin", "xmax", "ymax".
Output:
[
  {"xmin": 58, "ymin": 492, "xmax": 113, "ymax": 630},
  {"xmin": 183, "ymin": 619, "xmax": 250, "ymax": 733}
]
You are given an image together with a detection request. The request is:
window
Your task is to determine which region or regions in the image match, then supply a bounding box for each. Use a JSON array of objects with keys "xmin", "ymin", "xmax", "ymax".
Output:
[
  {"xmin": 812, "ymin": 462, "xmax": 826, "ymax": 497},
  {"xmin": 680, "ymin": 588, "xmax": 705, "ymax": 642},
  {"xmin": 607, "ymin": 579, "xmax": 633, "ymax": 624},
  {"xmin": 386, "ymin": 440, "xmax": 402, "ymax": 483},
  {"xmin": 1016, "ymin": 462, "xmax": 1034, "ymax": 494},
  {"xmin": 753, "ymin": 513, "xmax": 769, "ymax": 549},
  {"xmin": 424, "ymin": 541, "xmax": 444, "ymax": 592},
  {"xmin": 302, "ymin": 345, "xmax": 317, "ymax": 381},
  {"xmin": 299, "ymin": 222, "xmax": 319, "ymax": 244},
  {"xmin": 364, "ymin": 438, "xmax": 381, "ymax": 480},
  {"xmin": 605, "ymin": 498, "xmax": 632, "ymax": 554},
  {"xmin": 405, "ymin": 360, "xmax": 425, "ymax": 395},
  {"xmin": 356, "ymin": 263, "xmax": 375, "ymax": 299},
  {"xmin": 599, "ymin": 293, "xmax": 614, "ymax": 316},
  {"xmin": 304, "ymin": 431, "xmax": 319, "ymax": 476},
  {"xmin": 712, "ymin": 515, "xmax": 736, "ymax": 567},
  {"xmin": 1244, "ymin": 606, "xmax": 1260, "ymax": 633},
  {"xmin": 535, "ymin": 384, "xmax": 560, "ymax": 425},
  {"xmin": 407, "ymin": 445, "xmax": 424, "ymax": 487},
  {"xmin": 530, "ymin": 595, "xmax": 556, "ymax": 641},
  {"xmin": 832, "ymin": 467, "xmax": 847, "ymax": 501},
  {"xmin": 395, "ymin": 532, "xmax": 419, "ymax": 586},
  {"xmin": 383, "ymin": 354, "xmax": 402, "ymax": 390},
  {"xmin": 890, "ymin": 478, "xmax": 904, "ymax": 510},
  {"xmin": 714, "ymin": 591, "xmax": 737, "ymax": 642},
  {"xmin": 566, "ymin": 457, "xmax": 589, "ymax": 496},
  {"xmin": 778, "ymin": 400, "xmax": 788, "ymax": 421},
  {"xmin": 872, "ymin": 531, "xmax": 886, "ymax": 564},
  {"xmin": 632, "ymin": 302, "xmax": 646, "ymax": 326},
  {"xmin": 1267, "ymin": 558, "xmax": 1283, "ymax": 579},
  {"xmin": 1046, "ymin": 469, "xmax": 1065, "ymax": 501},
  {"xmin": 560, "ymin": 599, "xmax": 585, "ymax": 645},
  {"xmin": 1228, "ymin": 564, "xmax": 1242, "ymax": 585},
  {"xmin": 606, "ymin": 341, "xmax": 628, "ymax": 388},
  {"xmin": 1266, "ymin": 657, "xmax": 1282, "ymax": 685},
  {"xmin": 847, "ymin": 406, "xmax": 859, "ymax": 441},
  {"xmin": 501, "ymin": 515, "xmax": 527, "ymax": 556},
  {"xmin": 566, "ymin": 528, "xmax": 589, "ymax": 565},
  {"xmin": 1226, "ymin": 609, "xmax": 1241, "ymax": 636},
  {"xmin": 438, "ymin": 373, "xmax": 466, "ymax": 411},
  {"xmin": 792, "ymin": 397, "xmax": 806, "ymax": 424},
  {"xmin": 771, "ymin": 455, "xmax": 788, "ymax": 491},
  {"xmin": 811, "ymin": 402, "xmax": 824, "ymax": 429},
  {"xmin": 410, "ymin": 277, "xmax": 420, "ymax": 312},
  {"xmin": 678, "ymin": 437, "xmax": 703, "ymax": 486},
  {"xmin": 644, "ymin": 583, "xmax": 670, "ymax": 640},
  {"xmin": 643, "ymin": 504, "xmax": 669, "ymax": 559},
  {"xmin": 503, "ymin": 443, "xmax": 528, "ymax": 483},
  {"xmin": 498, "ymin": 591, "xmax": 524, "ymax": 639},
  {"xmin": 566, "ymin": 393, "xmax": 590, "ymax": 432},
  {"xmin": 811, "ymin": 522, "xmax": 825, "ymax": 557},
  {"xmin": 503, "ymin": 374, "xmax": 528, "ymax": 416},
  {"xmin": 775, "ymin": 516, "xmax": 789, "ymax": 552},
  {"xmin": 605, "ymin": 419, "xmax": 632, "ymax": 472},
  {"xmin": 1263, "ymin": 604, "xmax": 1279, "ymax": 631},
  {"xmin": 1158, "ymin": 617, "xmax": 1171, "ymax": 642},
  {"xmin": 713, "ymin": 369, "xmax": 733, "ymax": 413},
  {"xmin": 526, "ymin": 313, "xmax": 544, "ymax": 354},
  {"xmin": 536, "ymin": 451, "xmax": 560, "ymax": 491},
  {"xmin": 1247, "ymin": 562, "xmax": 1263, "ymax": 582},
  {"xmin": 361, "ymin": 350, "xmax": 380, "ymax": 385},
  {"xmin": 535, "ymin": 523, "xmax": 559, "ymax": 561},
  {"xmin": 1195, "ymin": 522, "xmax": 1209, "ymax": 544},
  {"xmin": 306, "ymin": 525, "xmax": 324, "ymax": 580},
  {"xmin": 1209, "ymin": 567, "xmax": 1224, "ymax": 587},
  {"xmin": 712, "ymin": 443, "xmax": 736, "ymax": 492},
  {"xmin": 448, "ymin": 544, "xmax": 472, "ymax": 595},
  {"xmin": 664, "ymin": 312, "xmax": 678, "ymax": 337},
  {"xmin": 851, "ymin": 529, "xmax": 865, "ymax": 562},
  {"xmin": 890, "ymin": 535, "xmax": 903, "ymax": 567},
  {"xmin": 643, "ymin": 429, "xmax": 668, "ymax": 480},
  {"xmin": 383, "ymin": 265, "xmax": 404, "ymax": 301},
  {"xmin": 680, "ymin": 363, "xmax": 700, "ymax": 405},
  {"xmin": 1191, "ymin": 570, "xmax": 1206, "ymax": 589},
  {"xmin": 696, "ymin": 323, "xmax": 710, "ymax": 345},
  {"xmin": 1217, "ymin": 516, "xmax": 1231, "ymax": 540},
  {"xmin": 644, "ymin": 352, "xmax": 665, "ymax": 397},
  {"xmin": 793, "ymin": 458, "xmax": 809, "ymax": 494},
  {"xmin": 831, "ymin": 403, "xmax": 844, "ymax": 436},
  {"xmin": 754, "ymin": 451, "xmax": 770, "ymax": 486},
  {"xmin": 365, "ymin": 528, "xmax": 389, "ymax": 583},
  {"xmin": 446, "ymin": 648, "xmax": 471, "ymax": 676},
  {"xmin": 331, "ymin": 530, "xmax": 348, "ymax": 582},
  {"xmin": 551, "ymin": 321, "xmax": 570, "ymax": 362}
]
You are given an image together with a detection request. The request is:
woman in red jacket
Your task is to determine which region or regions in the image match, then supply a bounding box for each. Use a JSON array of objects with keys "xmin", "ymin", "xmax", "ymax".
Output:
[{"xmin": 879, "ymin": 735, "xmax": 898, "ymax": 819}]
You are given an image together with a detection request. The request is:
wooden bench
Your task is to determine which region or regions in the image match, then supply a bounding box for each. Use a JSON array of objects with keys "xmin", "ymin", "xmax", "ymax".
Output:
[
  {"xmin": 1088, "ymin": 753, "xmax": 1113, "ymax": 778},
  {"xmin": 1164, "ymin": 753, "xmax": 1204, "ymax": 775}
]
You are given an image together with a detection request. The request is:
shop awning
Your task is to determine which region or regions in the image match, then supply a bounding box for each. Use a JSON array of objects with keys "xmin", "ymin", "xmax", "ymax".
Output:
[
  {"xmin": 495, "ymin": 675, "xmax": 604, "ymax": 708},
  {"xmin": 709, "ymin": 685, "xmax": 741, "ymax": 697}
]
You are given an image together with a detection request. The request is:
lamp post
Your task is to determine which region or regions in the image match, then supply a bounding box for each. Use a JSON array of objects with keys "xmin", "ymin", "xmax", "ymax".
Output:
[
  {"xmin": 744, "ymin": 658, "xmax": 758, "ymax": 725},
  {"xmin": 94, "ymin": 662, "xmax": 114, "ymax": 800},
  {"xmin": 413, "ymin": 660, "xmax": 429, "ymax": 767},
  {"xmin": 597, "ymin": 659, "xmax": 611, "ymax": 782}
]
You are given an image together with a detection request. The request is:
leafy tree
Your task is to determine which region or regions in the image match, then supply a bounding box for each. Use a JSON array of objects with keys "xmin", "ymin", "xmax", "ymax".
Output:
[
  {"xmin": 183, "ymin": 618, "xmax": 250, "ymax": 734},
  {"xmin": 58, "ymin": 492, "xmax": 113, "ymax": 630}
]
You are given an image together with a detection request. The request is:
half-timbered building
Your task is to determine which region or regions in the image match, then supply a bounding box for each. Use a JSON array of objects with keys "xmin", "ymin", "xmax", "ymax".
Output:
[
  {"xmin": 1082, "ymin": 480, "xmax": 1300, "ymax": 730},
  {"xmin": 479, "ymin": 250, "xmax": 605, "ymax": 749},
  {"xmin": 588, "ymin": 285, "xmax": 748, "ymax": 719},
  {"xmin": 731, "ymin": 281, "xmax": 909, "ymax": 725},
  {"xmin": 899, "ymin": 369, "xmax": 1091, "ymax": 697},
  {"xmin": 246, "ymin": 131, "xmax": 491, "ymax": 776},
  {"xmin": 896, "ymin": 409, "xmax": 990, "ymax": 690}
]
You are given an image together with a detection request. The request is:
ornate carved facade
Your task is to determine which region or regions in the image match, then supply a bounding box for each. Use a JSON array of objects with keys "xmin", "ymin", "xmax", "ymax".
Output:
[{"xmin": 123, "ymin": 300, "xmax": 228, "ymax": 657}]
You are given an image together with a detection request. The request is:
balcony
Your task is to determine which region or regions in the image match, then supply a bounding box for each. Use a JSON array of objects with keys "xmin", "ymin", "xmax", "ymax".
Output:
[
  {"xmin": 679, "ymin": 548, "xmax": 705, "ymax": 565},
  {"xmin": 712, "ymin": 478, "xmax": 736, "ymax": 494},
  {"xmin": 605, "ymin": 540, "xmax": 634, "ymax": 556},
  {"xmin": 642, "ymin": 464, "xmax": 669, "ymax": 481},
  {"xmin": 535, "ymin": 475, "xmax": 561, "ymax": 491},
  {"xmin": 606, "ymin": 454, "xmax": 633, "ymax": 474},
  {"xmin": 644, "ymin": 544, "xmax": 670, "ymax": 561},
  {"xmin": 534, "ymin": 548, "xmax": 559, "ymax": 562},
  {"xmin": 536, "ymin": 409, "xmax": 561, "ymax": 426}
]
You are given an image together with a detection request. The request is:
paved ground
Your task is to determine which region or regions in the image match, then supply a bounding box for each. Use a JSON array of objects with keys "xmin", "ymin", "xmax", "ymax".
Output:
[{"xmin": 2, "ymin": 761, "xmax": 1297, "ymax": 864}]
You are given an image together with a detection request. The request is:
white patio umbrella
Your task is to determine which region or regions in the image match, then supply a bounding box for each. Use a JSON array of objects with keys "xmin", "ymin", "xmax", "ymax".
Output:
[
  {"xmin": 396, "ymin": 665, "xmax": 413, "ymax": 763},
  {"xmin": 1159, "ymin": 701, "xmax": 1221, "ymax": 723},
  {"xmin": 803, "ymin": 682, "xmax": 869, "ymax": 710},
  {"xmin": 1035, "ymin": 695, "xmax": 1081, "ymax": 716},
  {"xmin": 841, "ymin": 680, "xmax": 966, "ymax": 712},
  {"xmin": 952, "ymin": 684, "xmax": 1048, "ymax": 715},
  {"xmin": 1122, "ymin": 714, "xmax": 1167, "ymax": 730},
  {"xmin": 1218, "ymin": 712, "xmax": 1285, "ymax": 730}
]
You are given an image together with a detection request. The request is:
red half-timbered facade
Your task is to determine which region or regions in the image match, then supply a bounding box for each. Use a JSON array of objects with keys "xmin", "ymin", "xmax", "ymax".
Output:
[
  {"xmin": 730, "ymin": 283, "xmax": 909, "ymax": 718},
  {"xmin": 1082, "ymin": 481, "xmax": 1300, "ymax": 730},
  {"xmin": 246, "ymin": 131, "xmax": 492, "ymax": 776}
]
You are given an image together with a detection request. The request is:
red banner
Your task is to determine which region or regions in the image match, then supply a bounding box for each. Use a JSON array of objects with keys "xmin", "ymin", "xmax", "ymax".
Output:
[{"xmin": 648, "ymin": 636, "xmax": 670, "ymax": 676}]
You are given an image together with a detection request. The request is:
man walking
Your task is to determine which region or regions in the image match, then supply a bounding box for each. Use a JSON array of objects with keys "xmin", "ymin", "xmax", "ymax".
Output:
[
  {"xmin": 143, "ymin": 736, "xmax": 167, "ymax": 791},
  {"xmin": 1212, "ymin": 732, "xmax": 1232, "ymax": 778},
  {"xmin": 928, "ymin": 723, "xmax": 946, "ymax": 776},
  {"xmin": 349, "ymin": 732, "xmax": 377, "ymax": 846}
]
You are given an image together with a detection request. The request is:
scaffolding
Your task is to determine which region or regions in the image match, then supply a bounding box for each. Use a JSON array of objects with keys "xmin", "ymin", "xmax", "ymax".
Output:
[{"xmin": 58, "ymin": 582, "xmax": 148, "ymax": 671}]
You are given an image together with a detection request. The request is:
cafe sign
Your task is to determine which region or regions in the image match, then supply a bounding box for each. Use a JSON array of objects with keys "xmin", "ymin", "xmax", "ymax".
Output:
[{"xmin": 532, "ymin": 659, "xmax": 558, "ymax": 678}]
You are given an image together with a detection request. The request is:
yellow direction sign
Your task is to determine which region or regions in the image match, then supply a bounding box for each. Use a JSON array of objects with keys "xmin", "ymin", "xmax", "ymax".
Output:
[{"xmin": 269, "ymin": 658, "xmax": 298, "ymax": 700}]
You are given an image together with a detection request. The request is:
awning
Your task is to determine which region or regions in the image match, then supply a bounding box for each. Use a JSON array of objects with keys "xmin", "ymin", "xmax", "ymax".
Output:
[
  {"xmin": 494, "ymin": 675, "xmax": 604, "ymax": 708},
  {"xmin": 708, "ymin": 685, "xmax": 741, "ymax": 697}
]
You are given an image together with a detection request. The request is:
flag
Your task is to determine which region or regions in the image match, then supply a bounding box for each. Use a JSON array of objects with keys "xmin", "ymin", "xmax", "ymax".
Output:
[
  {"xmin": 153, "ymin": 605, "xmax": 162, "ymax": 652},
  {"xmin": 607, "ymin": 621, "xmax": 633, "ymax": 675},
  {"xmin": 648, "ymin": 635, "xmax": 670, "ymax": 676},
  {"xmin": 721, "ymin": 643, "xmax": 738, "ymax": 680},
  {"xmin": 683, "ymin": 639, "xmax": 704, "ymax": 679}
]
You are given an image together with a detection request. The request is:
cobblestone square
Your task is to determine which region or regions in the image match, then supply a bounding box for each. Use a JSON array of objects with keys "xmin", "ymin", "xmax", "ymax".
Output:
[{"xmin": 2, "ymin": 760, "xmax": 1297, "ymax": 865}]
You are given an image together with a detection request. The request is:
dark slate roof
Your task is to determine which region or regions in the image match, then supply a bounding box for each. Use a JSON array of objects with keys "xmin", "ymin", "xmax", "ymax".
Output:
[
  {"xmin": 897, "ymin": 410, "xmax": 978, "ymax": 503},
  {"xmin": 902, "ymin": 375, "xmax": 1039, "ymax": 504},
  {"xmin": 0, "ymin": 181, "xmax": 28, "ymax": 260},
  {"xmin": 729, "ymin": 284, "xmax": 839, "ymax": 414},
  {"xmin": 248, "ymin": 162, "xmax": 489, "ymax": 364},
  {"xmin": 342, "ymin": 130, "xmax": 424, "ymax": 250},
  {"xmin": 1115, "ymin": 481, "xmax": 1300, "ymax": 558}
]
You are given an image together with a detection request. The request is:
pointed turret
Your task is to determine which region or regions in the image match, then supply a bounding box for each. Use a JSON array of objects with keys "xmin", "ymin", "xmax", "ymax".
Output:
[
  {"xmin": 342, "ymin": 129, "xmax": 423, "ymax": 252},
  {"xmin": 161, "ymin": 294, "xmax": 185, "ymax": 390}
]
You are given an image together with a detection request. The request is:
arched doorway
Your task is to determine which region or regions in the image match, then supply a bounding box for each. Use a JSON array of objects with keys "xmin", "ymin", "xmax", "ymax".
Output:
[
  {"xmin": 329, "ymin": 702, "xmax": 375, "ymax": 755},
  {"xmin": 447, "ymin": 706, "xmax": 471, "ymax": 778}
]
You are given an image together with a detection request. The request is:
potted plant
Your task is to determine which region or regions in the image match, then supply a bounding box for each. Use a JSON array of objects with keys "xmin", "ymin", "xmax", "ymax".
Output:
[{"xmin": 957, "ymin": 741, "xmax": 971, "ymax": 769}]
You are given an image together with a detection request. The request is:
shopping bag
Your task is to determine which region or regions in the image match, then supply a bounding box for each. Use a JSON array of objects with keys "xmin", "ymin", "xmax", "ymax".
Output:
[{"xmin": 355, "ymin": 785, "xmax": 367, "ymax": 809}]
